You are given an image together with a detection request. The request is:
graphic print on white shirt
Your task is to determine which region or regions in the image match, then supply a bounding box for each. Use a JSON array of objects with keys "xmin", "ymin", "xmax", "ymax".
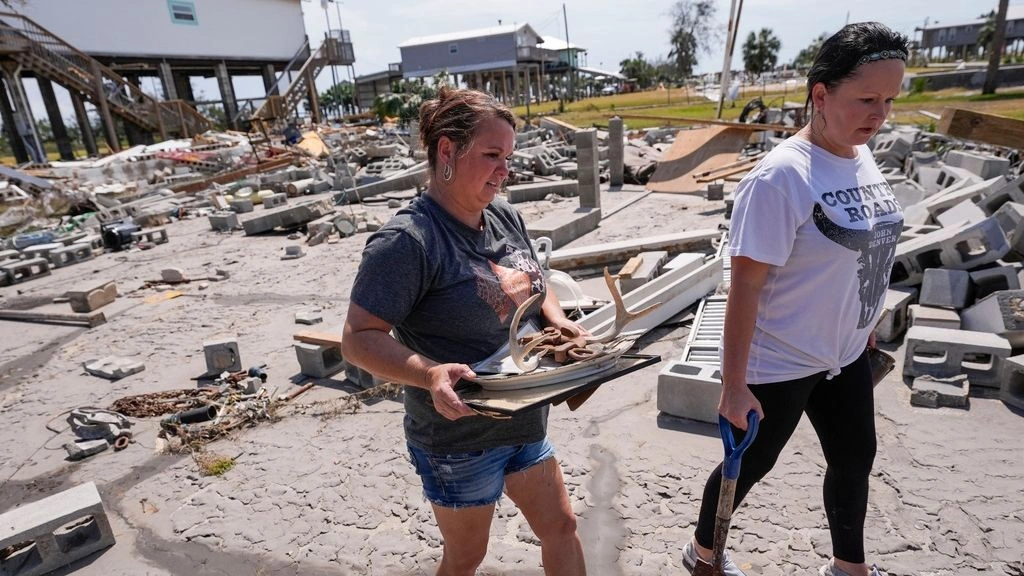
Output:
[{"xmin": 812, "ymin": 179, "xmax": 903, "ymax": 329}]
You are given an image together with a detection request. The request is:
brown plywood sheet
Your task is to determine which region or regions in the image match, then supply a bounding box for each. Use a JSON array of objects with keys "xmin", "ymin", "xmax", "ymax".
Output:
[{"xmin": 646, "ymin": 125, "xmax": 752, "ymax": 194}]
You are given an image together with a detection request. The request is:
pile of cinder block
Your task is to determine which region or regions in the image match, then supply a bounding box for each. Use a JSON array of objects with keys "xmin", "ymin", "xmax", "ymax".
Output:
[{"xmin": 871, "ymin": 144, "xmax": 1023, "ymax": 412}]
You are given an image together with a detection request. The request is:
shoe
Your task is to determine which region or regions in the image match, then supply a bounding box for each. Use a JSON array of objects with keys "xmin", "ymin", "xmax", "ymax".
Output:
[
  {"xmin": 818, "ymin": 560, "xmax": 885, "ymax": 576},
  {"xmin": 682, "ymin": 540, "xmax": 748, "ymax": 576}
]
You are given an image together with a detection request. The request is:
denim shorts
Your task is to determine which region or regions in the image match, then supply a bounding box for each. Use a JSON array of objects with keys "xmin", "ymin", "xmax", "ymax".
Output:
[{"xmin": 407, "ymin": 438, "xmax": 555, "ymax": 508}]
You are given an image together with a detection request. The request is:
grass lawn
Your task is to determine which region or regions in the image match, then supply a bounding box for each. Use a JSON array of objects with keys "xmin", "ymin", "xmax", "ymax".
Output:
[{"xmin": 512, "ymin": 85, "xmax": 1024, "ymax": 131}]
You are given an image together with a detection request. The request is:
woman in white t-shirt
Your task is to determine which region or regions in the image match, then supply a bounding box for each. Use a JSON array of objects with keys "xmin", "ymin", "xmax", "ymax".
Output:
[{"xmin": 681, "ymin": 22, "xmax": 909, "ymax": 576}]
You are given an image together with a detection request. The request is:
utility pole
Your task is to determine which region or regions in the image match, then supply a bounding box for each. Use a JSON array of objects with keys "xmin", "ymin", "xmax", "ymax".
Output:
[
  {"xmin": 715, "ymin": 0, "xmax": 743, "ymax": 119},
  {"xmin": 563, "ymin": 3, "xmax": 573, "ymax": 102},
  {"xmin": 322, "ymin": 0, "xmax": 338, "ymax": 120}
]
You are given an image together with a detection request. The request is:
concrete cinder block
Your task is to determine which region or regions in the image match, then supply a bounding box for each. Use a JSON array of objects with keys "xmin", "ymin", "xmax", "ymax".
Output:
[
  {"xmin": 83, "ymin": 356, "xmax": 144, "ymax": 380},
  {"xmin": 48, "ymin": 244, "xmax": 94, "ymax": 268},
  {"xmin": 919, "ymin": 268, "xmax": 972, "ymax": 309},
  {"xmin": 619, "ymin": 251, "xmax": 669, "ymax": 294},
  {"xmin": 944, "ymin": 150, "xmax": 1011, "ymax": 180},
  {"xmin": 992, "ymin": 201, "xmax": 1024, "ymax": 258},
  {"xmin": 875, "ymin": 287, "xmax": 917, "ymax": 343},
  {"xmin": 229, "ymin": 199, "xmax": 254, "ymax": 213},
  {"xmin": 263, "ymin": 193, "xmax": 288, "ymax": 209},
  {"xmin": 67, "ymin": 280, "xmax": 117, "ymax": 313},
  {"xmin": 961, "ymin": 289, "xmax": 1024, "ymax": 348},
  {"xmin": 890, "ymin": 217, "xmax": 1010, "ymax": 287},
  {"xmin": 346, "ymin": 363, "xmax": 387, "ymax": 388},
  {"xmin": 657, "ymin": 361, "xmax": 722, "ymax": 424},
  {"xmin": 970, "ymin": 265, "xmax": 1020, "ymax": 300},
  {"xmin": 0, "ymin": 482, "xmax": 115, "ymax": 576},
  {"xmin": 0, "ymin": 257, "xmax": 51, "ymax": 287},
  {"xmin": 910, "ymin": 375, "xmax": 970, "ymax": 409},
  {"xmin": 294, "ymin": 342, "xmax": 345, "ymax": 378},
  {"xmin": 934, "ymin": 199, "xmax": 987, "ymax": 228},
  {"xmin": 999, "ymin": 354, "xmax": 1024, "ymax": 411},
  {"xmin": 208, "ymin": 212, "xmax": 240, "ymax": 232},
  {"xmin": 908, "ymin": 304, "xmax": 961, "ymax": 330},
  {"xmin": 706, "ymin": 182, "xmax": 725, "ymax": 201},
  {"xmin": 903, "ymin": 325, "xmax": 1010, "ymax": 388},
  {"xmin": 203, "ymin": 338, "xmax": 241, "ymax": 375}
]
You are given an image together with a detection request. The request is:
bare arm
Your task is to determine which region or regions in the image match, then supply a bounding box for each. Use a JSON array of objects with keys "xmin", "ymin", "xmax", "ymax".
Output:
[
  {"xmin": 540, "ymin": 286, "xmax": 589, "ymax": 335},
  {"xmin": 342, "ymin": 302, "xmax": 475, "ymax": 420},
  {"xmin": 719, "ymin": 256, "xmax": 770, "ymax": 429}
]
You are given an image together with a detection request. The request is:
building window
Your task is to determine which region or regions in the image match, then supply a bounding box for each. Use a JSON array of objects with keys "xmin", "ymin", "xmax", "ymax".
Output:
[
  {"xmin": 168, "ymin": 0, "xmax": 198, "ymax": 26},
  {"xmin": 449, "ymin": 43, "xmax": 458, "ymax": 55}
]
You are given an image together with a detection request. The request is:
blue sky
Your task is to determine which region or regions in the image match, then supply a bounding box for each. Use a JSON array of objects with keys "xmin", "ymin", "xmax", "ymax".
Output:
[{"xmin": 10, "ymin": 0, "xmax": 1021, "ymax": 124}]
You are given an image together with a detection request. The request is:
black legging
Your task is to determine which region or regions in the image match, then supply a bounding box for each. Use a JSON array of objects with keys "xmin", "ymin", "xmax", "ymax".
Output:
[{"xmin": 694, "ymin": 349, "xmax": 876, "ymax": 564}]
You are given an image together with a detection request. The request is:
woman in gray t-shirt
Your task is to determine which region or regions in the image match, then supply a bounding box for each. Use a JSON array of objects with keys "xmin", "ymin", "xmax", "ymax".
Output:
[{"xmin": 343, "ymin": 87, "xmax": 587, "ymax": 575}]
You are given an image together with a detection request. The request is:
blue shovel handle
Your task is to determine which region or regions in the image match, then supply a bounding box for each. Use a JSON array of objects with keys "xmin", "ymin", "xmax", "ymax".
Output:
[{"xmin": 718, "ymin": 410, "xmax": 760, "ymax": 480}]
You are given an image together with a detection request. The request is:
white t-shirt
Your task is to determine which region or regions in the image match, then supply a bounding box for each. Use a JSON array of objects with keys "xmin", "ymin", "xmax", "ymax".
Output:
[{"xmin": 725, "ymin": 137, "xmax": 904, "ymax": 384}]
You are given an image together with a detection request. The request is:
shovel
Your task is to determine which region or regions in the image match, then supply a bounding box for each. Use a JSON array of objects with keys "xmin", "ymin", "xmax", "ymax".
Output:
[{"xmin": 694, "ymin": 410, "xmax": 760, "ymax": 576}]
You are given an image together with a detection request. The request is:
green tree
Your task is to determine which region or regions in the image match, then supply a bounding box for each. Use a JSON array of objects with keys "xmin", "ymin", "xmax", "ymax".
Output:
[
  {"xmin": 618, "ymin": 52, "xmax": 657, "ymax": 89},
  {"xmin": 742, "ymin": 28, "xmax": 781, "ymax": 77},
  {"xmin": 977, "ymin": 10, "xmax": 996, "ymax": 57},
  {"xmin": 667, "ymin": 0, "xmax": 720, "ymax": 78},
  {"xmin": 320, "ymin": 82, "xmax": 356, "ymax": 117},
  {"xmin": 792, "ymin": 32, "xmax": 828, "ymax": 70}
]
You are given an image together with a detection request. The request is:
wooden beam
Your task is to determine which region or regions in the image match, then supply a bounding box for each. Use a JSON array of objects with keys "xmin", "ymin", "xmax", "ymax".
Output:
[
  {"xmin": 617, "ymin": 114, "xmax": 801, "ymax": 133},
  {"xmin": 547, "ymin": 229, "xmax": 720, "ymax": 270},
  {"xmin": 293, "ymin": 330, "xmax": 342, "ymax": 350},
  {"xmin": 937, "ymin": 107, "xmax": 1024, "ymax": 149},
  {"xmin": 0, "ymin": 309, "xmax": 106, "ymax": 328}
]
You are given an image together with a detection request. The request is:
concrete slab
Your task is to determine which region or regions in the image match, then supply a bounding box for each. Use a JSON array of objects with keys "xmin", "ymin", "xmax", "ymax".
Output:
[
  {"xmin": 910, "ymin": 375, "xmax": 969, "ymax": 409},
  {"xmin": 527, "ymin": 207, "xmax": 601, "ymax": 249}
]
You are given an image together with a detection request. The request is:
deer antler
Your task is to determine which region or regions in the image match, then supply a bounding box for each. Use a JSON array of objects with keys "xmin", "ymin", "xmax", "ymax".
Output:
[
  {"xmin": 586, "ymin": 267, "xmax": 661, "ymax": 344},
  {"xmin": 508, "ymin": 293, "xmax": 547, "ymax": 372}
]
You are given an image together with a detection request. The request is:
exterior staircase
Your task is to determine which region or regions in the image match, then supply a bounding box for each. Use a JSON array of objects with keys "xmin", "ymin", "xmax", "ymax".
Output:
[
  {"xmin": 242, "ymin": 32, "xmax": 354, "ymax": 132},
  {"xmin": 0, "ymin": 11, "xmax": 210, "ymax": 140}
]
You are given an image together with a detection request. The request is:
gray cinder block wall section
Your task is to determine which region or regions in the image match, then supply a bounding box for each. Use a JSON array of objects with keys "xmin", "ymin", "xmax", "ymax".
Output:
[{"xmin": 609, "ymin": 116, "xmax": 624, "ymax": 187}]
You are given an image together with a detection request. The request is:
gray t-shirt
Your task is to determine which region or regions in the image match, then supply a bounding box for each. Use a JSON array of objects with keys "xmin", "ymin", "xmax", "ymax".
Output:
[{"xmin": 350, "ymin": 194, "xmax": 549, "ymax": 453}]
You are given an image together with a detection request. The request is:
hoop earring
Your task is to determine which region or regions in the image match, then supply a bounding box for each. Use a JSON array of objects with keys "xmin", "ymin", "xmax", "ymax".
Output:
[
  {"xmin": 811, "ymin": 110, "xmax": 826, "ymax": 138},
  {"xmin": 442, "ymin": 163, "xmax": 453, "ymax": 182}
]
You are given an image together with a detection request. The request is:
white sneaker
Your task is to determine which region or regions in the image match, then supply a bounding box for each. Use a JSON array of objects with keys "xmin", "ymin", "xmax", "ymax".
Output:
[
  {"xmin": 682, "ymin": 540, "xmax": 747, "ymax": 576},
  {"xmin": 819, "ymin": 559, "xmax": 885, "ymax": 576}
]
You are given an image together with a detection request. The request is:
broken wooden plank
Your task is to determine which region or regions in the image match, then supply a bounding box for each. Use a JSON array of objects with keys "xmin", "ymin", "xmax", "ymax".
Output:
[
  {"xmin": 293, "ymin": 330, "xmax": 343, "ymax": 350},
  {"xmin": 547, "ymin": 229, "xmax": 719, "ymax": 271},
  {"xmin": 937, "ymin": 107, "xmax": 1024, "ymax": 149},
  {"xmin": 618, "ymin": 256, "xmax": 644, "ymax": 279},
  {"xmin": 0, "ymin": 309, "xmax": 106, "ymax": 328},
  {"xmin": 695, "ymin": 163, "xmax": 755, "ymax": 183}
]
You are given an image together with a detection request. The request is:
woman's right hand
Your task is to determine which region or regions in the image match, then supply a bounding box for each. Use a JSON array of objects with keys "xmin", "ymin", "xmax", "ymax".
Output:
[
  {"xmin": 718, "ymin": 382, "xmax": 764, "ymax": 430},
  {"xmin": 425, "ymin": 364, "xmax": 478, "ymax": 421}
]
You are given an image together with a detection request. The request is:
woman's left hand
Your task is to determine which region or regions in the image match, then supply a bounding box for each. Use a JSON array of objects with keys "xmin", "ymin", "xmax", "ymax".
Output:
[
  {"xmin": 867, "ymin": 331, "xmax": 877, "ymax": 349},
  {"xmin": 545, "ymin": 316, "xmax": 590, "ymax": 338}
]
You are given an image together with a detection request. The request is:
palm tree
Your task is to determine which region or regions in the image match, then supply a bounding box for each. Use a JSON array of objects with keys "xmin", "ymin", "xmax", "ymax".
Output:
[{"xmin": 983, "ymin": 0, "xmax": 1009, "ymax": 94}]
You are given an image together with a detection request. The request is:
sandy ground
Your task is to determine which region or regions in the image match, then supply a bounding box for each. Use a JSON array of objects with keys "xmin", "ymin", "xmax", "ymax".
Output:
[{"xmin": 1, "ymin": 184, "xmax": 1022, "ymax": 576}]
